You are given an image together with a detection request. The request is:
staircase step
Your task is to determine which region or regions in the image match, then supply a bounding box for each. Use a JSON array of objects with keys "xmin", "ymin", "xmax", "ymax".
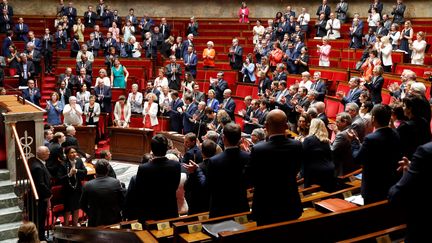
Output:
[
  {"xmin": 0, "ymin": 206, "xmax": 22, "ymax": 225},
  {"xmin": 0, "ymin": 222, "xmax": 21, "ymax": 241},
  {"xmin": 0, "ymin": 181, "xmax": 14, "ymax": 194},
  {"xmin": 0, "ymin": 170, "xmax": 10, "ymax": 181},
  {"xmin": 0, "ymin": 193, "xmax": 19, "ymax": 209}
]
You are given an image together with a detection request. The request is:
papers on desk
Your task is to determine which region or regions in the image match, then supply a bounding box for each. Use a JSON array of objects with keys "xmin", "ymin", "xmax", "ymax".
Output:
[
  {"xmin": 345, "ymin": 195, "xmax": 364, "ymax": 206},
  {"xmin": 202, "ymin": 220, "xmax": 245, "ymax": 238}
]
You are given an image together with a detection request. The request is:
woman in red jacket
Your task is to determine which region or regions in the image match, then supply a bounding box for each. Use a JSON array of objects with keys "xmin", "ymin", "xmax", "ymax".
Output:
[{"xmin": 238, "ymin": 2, "xmax": 249, "ymax": 23}]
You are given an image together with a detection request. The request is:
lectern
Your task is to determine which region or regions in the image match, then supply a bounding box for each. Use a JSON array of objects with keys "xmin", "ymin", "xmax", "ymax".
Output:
[{"xmin": 0, "ymin": 95, "xmax": 45, "ymax": 181}]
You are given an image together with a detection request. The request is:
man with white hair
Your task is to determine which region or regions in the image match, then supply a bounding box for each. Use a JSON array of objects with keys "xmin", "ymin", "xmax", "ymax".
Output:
[
  {"xmin": 18, "ymin": 53, "xmax": 36, "ymax": 86},
  {"xmin": 58, "ymin": 67, "xmax": 76, "ymax": 90},
  {"xmin": 408, "ymin": 82, "xmax": 431, "ymax": 124},
  {"xmin": 314, "ymin": 101, "xmax": 329, "ymax": 126},
  {"xmin": 325, "ymin": 12, "xmax": 341, "ymax": 39},
  {"xmin": 30, "ymin": 146, "xmax": 51, "ymax": 242},
  {"xmin": 181, "ymin": 33, "xmax": 194, "ymax": 60},
  {"xmin": 25, "ymin": 41, "xmax": 41, "ymax": 75},
  {"xmin": 310, "ymin": 71, "xmax": 327, "ymax": 101},
  {"xmin": 76, "ymin": 43, "xmax": 94, "ymax": 63},
  {"xmin": 63, "ymin": 96, "xmax": 83, "ymax": 126},
  {"xmin": 221, "ymin": 89, "xmax": 236, "ymax": 120}
]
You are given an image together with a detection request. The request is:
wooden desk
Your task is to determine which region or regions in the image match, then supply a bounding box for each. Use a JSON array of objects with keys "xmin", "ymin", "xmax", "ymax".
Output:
[
  {"xmin": 53, "ymin": 125, "xmax": 97, "ymax": 156},
  {"xmin": 108, "ymin": 127, "xmax": 153, "ymax": 163},
  {"xmin": 158, "ymin": 131, "xmax": 185, "ymax": 154}
]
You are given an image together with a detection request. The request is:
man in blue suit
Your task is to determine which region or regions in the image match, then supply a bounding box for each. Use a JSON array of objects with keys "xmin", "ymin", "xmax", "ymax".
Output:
[
  {"xmin": 247, "ymin": 109, "xmax": 303, "ymax": 225},
  {"xmin": 182, "ymin": 95, "xmax": 198, "ymax": 134},
  {"xmin": 27, "ymin": 31, "xmax": 42, "ymax": 52},
  {"xmin": 167, "ymin": 91, "xmax": 184, "ymax": 133},
  {"xmin": 1, "ymin": 30, "xmax": 13, "ymax": 57},
  {"xmin": 183, "ymin": 46, "xmax": 197, "ymax": 78},
  {"xmin": 13, "ymin": 17, "xmax": 28, "ymax": 42},
  {"xmin": 337, "ymin": 77, "xmax": 362, "ymax": 107},
  {"xmin": 221, "ymin": 89, "xmax": 236, "ymax": 121},
  {"xmin": 181, "ymin": 34, "xmax": 194, "ymax": 60},
  {"xmin": 207, "ymin": 123, "xmax": 250, "ymax": 217},
  {"xmin": 63, "ymin": 2, "xmax": 77, "ymax": 26},
  {"xmin": 22, "ymin": 80, "xmax": 41, "ymax": 107},
  {"xmin": 350, "ymin": 104, "xmax": 402, "ymax": 204},
  {"xmin": 210, "ymin": 72, "xmax": 228, "ymax": 103},
  {"xmin": 364, "ymin": 65, "xmax": 384, "ymax": 104},
  {"xmin": 310, "ymin": 71, "xmax": 327, "ymax": 102},
  {"xmin": 228, "ymin": 38, "xmax": 243, "ymax": 70}
]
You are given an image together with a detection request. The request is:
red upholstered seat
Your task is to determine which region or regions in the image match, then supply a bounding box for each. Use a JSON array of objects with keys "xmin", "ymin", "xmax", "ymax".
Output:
[{"xmin": 325, "ymin": 97, "xmax": 342, "ymax": 119}]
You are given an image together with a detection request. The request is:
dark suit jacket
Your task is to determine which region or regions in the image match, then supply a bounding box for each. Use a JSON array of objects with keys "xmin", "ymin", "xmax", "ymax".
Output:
[
  {"xmin": 181, "ymin": 40, "xmax": 193, "ymax": 59},
  {"xmin": 352, "ymin": 127, "xmax": 402, "ymax": 204},
  {"xmin": 80, "ymin": 176, "xmax": 125, "ymax": 227},
  {"xmin": 76, "ymin": 61, "xmax": 93, "ymax": 76},
  {"xmin": 159, "ymin": 24, "xmax": 171, "ymax": 39},
  {"xmin": 75, "ymin": 75, "xmax": 92, "ymax": 91},
  {"xmin": 165, "ymin": 63, "xmax": 182, "ymax": 91},
  {"xmin": 210, "ymin": 79, "xmax": 228, "ymax": 103},
  {"xmin": 315, "ymin": 19, "xmax": 327, "ymax": 37},
  {"xmin": 331, "ymin": 128, "xmax": 358, "ymax": 176},
  {"xmin": 222, "ymin": 97, "xmax": 236, "ymax": 121},
  {"xmin": 183, "ymin": 102, "xmax": 198, "ymax": 134},
  {"xmin": 70, "ymin": 39, "xmax": 80, "ymax": 58},
  {"xmin": 183, "ymin": 53, "xmax": 197, "ymax": 77},
  {"xmin": 13, "ymin": 23, "xmax": 29, "ymax": 41},
  {"xmin": 58, "ymin": 74, "xmax": 76, "ymax": 90},
  {"xmin": 135, "ymin": 157, "xmax": 180, "ymax": 222},
  {"xmin": 316, "ymin": 5, "xmax": 331, "ymax": 18},
  {"xmin": 64, "ymin": 7, "xmax": 77, "ymax": 24},
  {"xmin": 41, "ymin": 35, "xmax": 54, "ymax": 53},
  {"xmin": 208, "ymin": 147, "xmax": 250, "ymax": 218},
  {"xmin": 310, "ymin": 80, "xmax": 327, "ymax": 101},
  {"xmin": 86, "ymin": 39, "xmax": 100, "ymax": 57},
  {"xmin": 30, "ymin": 158, "xmax": 52, "ymax": 200},
  {"xmin": 94, "ymin": 85, "xmax": 112, "ymax": 113},
  {"xmin": 84, "ymin": 11, "xmax": 97, "ymax": 27},
  {"xmin": 364, "ymin": 75, "xmax": 384, "ymax": 104},
  {"xmin": 391, "ymin": 4, "xmax": 406, "ymax": 24},
  {"xmin": 388, "ymin": 142, "xmax": 432, "ymax": 243},
  {"xmin": 341, "ymin": 88, "xmax": 362, "ymax": 107},
  {"xmin": 396, "ymin": 118, "xmax": 431, "ymax": 159},
  {"xmin": 193, "ymin": 91, "xmax": 205, "ymax": 103},
  {"xmin": 18, "ymin": 61, "xmax": 35, "ymax": 86},
  {"xmin": 55, "ymin": 87, "xmax": 71, "ymax": 105},
  {"xmin": 168, "ymin": 98, "xmax": 184, "ymax": 133},
  {"xmin": 182, "ymin": 144, "xmax": 203, "ymax": 165},
  {"xmin": 22, "ymin": 88, "xmax": 41, "ymax": 107},
  {"xmin": 2, "ymin": 36, "xmax": 12, "ymax": 57},
  {"xmin": 55, "ymin": 30, "xmax": 67, "ymax": 49},
  {"xmin": 228, "ymin": 45, "xmax": 243, "ymax": 70},
  {"xmin": 247, "ymin": 135, "xmax": 303, "ymax": 225},
  {"xmin": 0, "ymin": 14, "xmax": 12, "ymax": 33},
  {"xmin": 349, "ymin": 26, "xmax": 363, "ymax": 49}
]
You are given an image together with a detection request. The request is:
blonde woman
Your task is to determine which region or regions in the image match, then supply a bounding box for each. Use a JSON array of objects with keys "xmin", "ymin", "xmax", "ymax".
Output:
[
  {"xmin": 95, "ymin": 68, "xmax": 111, "ymax": 86},
  {"xmin": 302, "ymin": 118, "xmax": 335, "ymax": 191},
  {"xmin": 113, "ymin": 95, "xmax": 131, "ymax": 128},
  {"xmin": 377, "ymin": 36, "xmax": 393, "ymax": 72},
  {"xmin": 399, "ymin": 20, "xmax": 413, "ymax": 54},
  {"xmin": 202, "ymin": 41, "xmax": 216, "ymax": 68},
  {"xmin": 143, "ymin": 93, "xmax": 159, "ymax": 129},
  {"xmin": 410, "ymin": 31, "xmax": 427, "ymax": 65},
  {"xmin": 154, "ymin": 68, "xmax": 168, "ymax": 90},
  {"xmin": 317, "ymin": 37, "xmax": 331, "ymax": 67}
]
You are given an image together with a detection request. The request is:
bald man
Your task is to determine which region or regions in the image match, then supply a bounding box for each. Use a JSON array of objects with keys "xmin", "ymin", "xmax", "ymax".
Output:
[
  {"xmin": 30, "ymin": 146, "xmax": 52, "ymax": 241},
  {"xmin": 247, "ymin": 109, "xmax": 303, "ymax": 225}
]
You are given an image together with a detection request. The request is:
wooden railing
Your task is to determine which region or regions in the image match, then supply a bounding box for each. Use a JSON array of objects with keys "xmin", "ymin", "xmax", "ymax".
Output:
[{"xmin": 10, "ymin": 123, "xmax": 39, "ymax": 228}]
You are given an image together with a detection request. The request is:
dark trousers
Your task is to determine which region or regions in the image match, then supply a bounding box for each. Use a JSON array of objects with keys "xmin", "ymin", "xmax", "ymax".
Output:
[
  {"xmin": 43, "ymin": 51, "xmax": 53, "ymax": 72},
  {"xmin": 29, "ymin": 199, "xmax": 47, "ymax": 241}
]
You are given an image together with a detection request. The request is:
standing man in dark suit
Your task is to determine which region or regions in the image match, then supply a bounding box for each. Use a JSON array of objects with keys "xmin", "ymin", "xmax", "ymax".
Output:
[
  {"xmin": 18, "ymin": 53, "xmax": 35, "ymax": 86},
  {"xmin": 42, "ymin": 28, "xmax": 54, "ymax": 74},
  {"xmin": 22, "ymin": 79, "xmax": 40, "ymax": 106},
  {"xmin": 192, "ymin": 83, "xmax": 205, "ymax": 103},
  {"xmin": 84, "ymin": 5, "xmax": 97, "ymax": 28},
  {"xmin": 166, "ymin": 55, "xmax": 182, "ymax": 91},
  {"xmin": 55, "ymin": 25, "xmax": 67, "ymax": 50},
  {"xmin": 94, "ymin": 78, "xmax": 112, "ymax": 113},
  {"xmin": 182, "ymin": 95, "xmax": 198, "ymax": 134},
  {"xmin": 220, "ymin": 89, "xmax": 236, "ymax": 121},
  {"xmin": 1, "ymin": 30, "xmax": 12, "ymax": 56},
  {"xmin": 349, "ymin": 18, "xmax": 363, "ymax": 49},
  {"xmin": 207, "ymin": 123, "xmax": 250, "ymax": 217},
  {"xmin": 310, "ymin": 71, "xmax": 327, "ymax": 101},
  {"xmin": 30, "ymin": 146, "xmax": 51, "ymax": 242},
  {"xmin": 363, "ymin": 65, "xmax": 384, "ymax": 104},
  {"xmin": 389, "ymin": 141, "xmax": 432, "ymax": 243},
  {"xmin": 159, "ymin": 17, "xmax": 171, "ymax": 40},
  {"xmin": 167, "ymin": 91, "xmax": 184, "ymax": 133},
  {"xmin": 96, "ymin": 0, "xmax": 106, "ymax": 19},
  {"xmin": 0, "ymin": 8, "xmax": 12, "ymax": 33},
  {"xmin": 182, "ymin": 133, "xmax": 203, "ymax": 165},
  {"xmin": 350, "ymin": 104, "xmax": 402, "ymax": 204},
  {"xmin": 134, "ymin": 134, "xmax": 180, "ymax": 222},
  {"xmin": 247, "ymin": 109, "xmax": 303, "ymax": 225},
  {"xmin": 181, "ymin": 34, "xmax": 194, "ymax": 59},
  {"xmin": 210, "ymin": 72, "xmax": 228, "ymax": 103},
  {"xmin": 80, "ymin": 159, "xmax": 124, "ymax": 227},
  {"xmin": 13, "ymin": 17, "xmax": 28, "ymax": 42},
  {"xmin": 64, "ymin": 2, "xmax": 77, "ymax": 26},
  {"xmin": 337, "ymin": 77, "xmax": 362, "ymax": 107},
  {"xmin": 391, "ymin": 0, "xmax": 406, "ymax": 25},
  {"xmin": 228, "ymin": 38, "xmax": 243, "ymax": 70},
  {"xmin": 315, "ymin": 13, "xmax": 327, "ymax": 37},
  {"xmin": 86, "ymin": 33, "xmax": 100, "ymax": 57},
  {"xmin": 0, "ymin": 0, "xmax": 13, "ymax": 16},
  {"xmin": 183, "ymin": 46, "xmax": 197, "ymax": 78},
  {"xmin": 25, "ymin": 42, "xmax": 41, "ymax": 76},
  {"xmin": 316, "ymin": 0, "xmax": 331, "ymax": 19},
  {"xmin": 368, "ymin": 0, "xmax": 384, "ymax": 17}
]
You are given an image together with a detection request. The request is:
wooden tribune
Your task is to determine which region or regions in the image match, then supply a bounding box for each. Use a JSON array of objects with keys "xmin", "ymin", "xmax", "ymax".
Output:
[
  {"xmin": 53, "ymin": 125, "xmax": 97, "ymax": 156},
  {"xmin": 108, "ymin": 127, "xmax": 153, "ymax": 163}
]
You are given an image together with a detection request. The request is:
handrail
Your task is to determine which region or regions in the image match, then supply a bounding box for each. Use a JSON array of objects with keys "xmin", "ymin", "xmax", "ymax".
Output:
[{"xmin": 10, "ymin": 123, "xmax": 39, "ymax": 201}]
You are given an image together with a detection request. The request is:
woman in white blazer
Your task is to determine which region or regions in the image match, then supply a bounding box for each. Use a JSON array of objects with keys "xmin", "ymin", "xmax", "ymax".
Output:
[
  {"xmin": 411, "ymin": 31, "xmax": 427, "ymax": 65},
  {"xmin": 378, "ymin": 36, "xmax": 393, "ymax": 72},
  {"xmin": 83, "ymin": 95, "xmax": 101, "ymax": 148},
  {"xmin": 143, "ymin": 93, "xmax": 159, "ymax": 129},
  {"xmin": 113, "ymin": 95, "xmax": 131, "ymax": 128}
]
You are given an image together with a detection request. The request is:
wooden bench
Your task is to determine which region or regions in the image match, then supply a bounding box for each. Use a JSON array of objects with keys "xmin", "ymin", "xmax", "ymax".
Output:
[
  {"xmin": 217, "ymin": 200, "xmax": 404, "ymax": 243},
  {"xmin": 336, "ymin": 224, "xmax": 406, "ymax": 243}
]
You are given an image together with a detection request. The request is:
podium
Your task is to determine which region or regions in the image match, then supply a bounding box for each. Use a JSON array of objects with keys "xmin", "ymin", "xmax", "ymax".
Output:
[
  {"xmin": 53, "ymin": 125, "xmax": 97, "ymax": 156},
  {"xmin": 108, "ymin": 127, "xmax": 153, "ymax": 163},
  {"xmin": 0, "ymin": 95, "xmax": 45, "ymax": 181}
]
